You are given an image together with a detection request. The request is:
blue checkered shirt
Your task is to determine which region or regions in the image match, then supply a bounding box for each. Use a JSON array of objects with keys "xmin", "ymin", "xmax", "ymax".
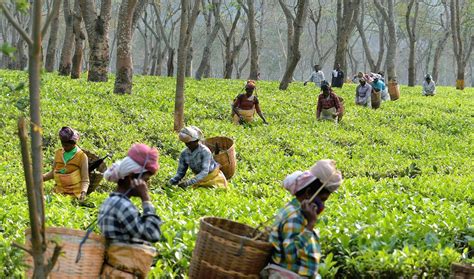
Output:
[
  {"xmin": 98, "ymin": 193, "xmax": 162, "ymax": 244},
  {"xmin": 170, "ymin": 143, "xmax": 218, "ymax": 186}
]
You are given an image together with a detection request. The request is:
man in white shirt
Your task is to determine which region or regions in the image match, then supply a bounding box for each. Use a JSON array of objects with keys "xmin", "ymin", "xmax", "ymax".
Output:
[{"xmin": 304, "ymin": 64, "xmax": 325, "ymax": 88}]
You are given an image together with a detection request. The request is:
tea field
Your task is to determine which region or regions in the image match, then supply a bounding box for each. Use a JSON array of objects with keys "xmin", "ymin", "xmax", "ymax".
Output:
[{"xmin": 0, "ymin": 69, "xmax": 473, "ymax": 278}]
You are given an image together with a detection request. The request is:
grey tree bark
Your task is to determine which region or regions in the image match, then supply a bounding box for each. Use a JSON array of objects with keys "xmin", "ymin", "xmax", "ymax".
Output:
[
  {"xmin": 432, "ymin": 5, "xmax": 451, "ymax": 83},
  {"xmin": 239, "ymin": 0, "xmax": 259, "ymax": 79},
  {"xmin": 79, "ymin": 0, "xmax": 112, "ymax": 82},
  {"xmin": 374, "ymin": 0, "xmax": 398, "ymax": 99},
  {"xmin": 58, "ymin": 0, "xmax": 75, "ymax": 75},
  {"xmin": 220, "ymin": 8, "xmax": 248, "ymax": 79},
  {"xmin": 405, "ymin": 0, "xmax": 419, "ymax": 86},
  {"xmin": 174, "ymin": 0, "xmax": 200, "ymax": 131},
  {"xmin": 356, "ymin": 4, "xmax": 385, "ymax": 72},
  {"xmin": 334, "ymin": 0, "xmax": 361, "ymax": 75},
  {"xmin": 71, "ymin": 0, "xmax": 85, "ymax": 79},
  {"xmin": 45, "ymin": 0, "xmax": 61, "ymax": 72},
  {"xmin": 278, "ymin": 0, "xmax": 309, "ymax": 90},
  {"xmin": 449, "ymin": 0, "xmax": 473, "ymax": 90},
  {"xmin": 195, "ymin": 0, "xmax": 221, "ymax": 80},
  {"xmin": 114, "ymin": 0, "xmax": 138, "ymax": 94}
]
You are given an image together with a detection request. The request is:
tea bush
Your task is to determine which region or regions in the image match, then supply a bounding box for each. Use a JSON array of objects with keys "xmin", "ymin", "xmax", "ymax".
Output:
[{"xmin": 0, "ymin": 70, "xmax": 473, "ymax": 278}]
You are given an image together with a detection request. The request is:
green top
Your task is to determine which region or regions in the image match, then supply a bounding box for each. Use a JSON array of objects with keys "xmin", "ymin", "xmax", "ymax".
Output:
[{"xmin": 58, "ymin": 146, "xmax": 78, "ymax": 174}]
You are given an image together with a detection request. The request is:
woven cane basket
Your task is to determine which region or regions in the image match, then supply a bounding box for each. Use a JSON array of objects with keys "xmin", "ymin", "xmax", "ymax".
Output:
[
  {"xmin": 25, "ymin": 227, "xmax": 105, "ymax": 278},
  {"xmin": 371, "ymin": 90, "xmax": 381, "ymax": 109},
  {"xmin": 204, "ymin": 137, "xmax": 237, "ymax": 180},
  {"xmin": 388, "ymin": 81, "xmax": 400, "ymax": 101},
  {"xmin": 189, "ymin": 217, "xmax": 272, "ymax": 279},
  {"xmin": 337, "ymin": 96, "xmax": 345, "ymax": 121},
  {"xmin": 451, "ymin": 263, "xmax": 474, "ymax": 279},
  {"xmin": 82, "ymin": 149, "xmax": 107, "ymax": 194}
]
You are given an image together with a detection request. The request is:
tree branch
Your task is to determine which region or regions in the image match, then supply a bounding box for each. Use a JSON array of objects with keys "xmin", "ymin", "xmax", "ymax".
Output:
[
  {"xmin": 12, "ymin": 242, "xmax": 33, "ymax": 255},
  {"xmin": 41, "ymin": 0, "xmax": 61, "ymax": 38},
  {"xmin": 0, "ymin": 4, "xmax": 33, "ymax": 46}
]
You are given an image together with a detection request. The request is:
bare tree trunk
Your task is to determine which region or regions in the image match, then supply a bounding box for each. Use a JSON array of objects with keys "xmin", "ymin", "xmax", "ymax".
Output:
[
  {"xmin": 175, "ymin": 0, "xmax": 190, "ymax": 131},
  {"xmin": 114, "ymin": 0, "xmax": 138, "ymax": 94},
  {"xmin": 334, "ymin": 0, "xmax": 360, "ymax": 75},
  {"xmin": 71, "ymin": 1, "xmax": 85, "ymax": 79},
  {"xmin": 45, "ymin": 0, "xmax": 61, "ymax": 72},
  {"xmin": 58, "ymin": 0, "xmax": 75, "ymax": 75},
  {"xmin": 167, "ymin": 48, "xmax": 175, "ymax": 76},
  {"xmin": 195, "ymin": 0, "xmax": 221, "ymax": 80},
  {"xmin": 185, "ymin": 44, "xmax": 193, "ymax": 77},
  {"xmin": 221, "ymin": 8, "xmax": 248, "ymax": 79},
  {"xmin": 79, "ymin": 0, "xmax": 112, "ymax": 82},
  {"xmin": 1, "ymin": 0, "xmax": 61, "ymax": 276},
  {"xmin": 278, "ymin": 0, "xmax": 309, "ymax": 90},
  {"xmin": 405, "ymin": 0, "xmax": 419, "ymax": 86},
  {"xmin": 432, "ymin": 31, "xmax": 450, "ymax": 82},
  {"xmin": 240, "ymin": 0, "xmax": 259, "ymax": 79},
  {"xmin": 449, "ymin": 0, "xmax": 473, "ymax": 90},
  {"xmin": 374, "ymin": 0, "xmax": 398, "ymax": 99}
]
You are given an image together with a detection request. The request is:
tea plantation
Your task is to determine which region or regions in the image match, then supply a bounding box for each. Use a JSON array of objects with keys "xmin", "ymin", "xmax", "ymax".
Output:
[{"xmin": 0, "ymin": 70, "xmax": 473, "ymax": 278}]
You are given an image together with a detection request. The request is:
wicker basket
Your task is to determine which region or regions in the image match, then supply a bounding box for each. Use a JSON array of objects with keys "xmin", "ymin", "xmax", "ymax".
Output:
[
  {"xmin": 82, "ymin": 149, "xmax": 107, "ymax": 194},
  {"xmin": 204, "ymin": 137, "xmax": 237, "ymax": 180},
  {"xmin": 451, "ymin": 263, "xmax": 474, "ymax": 279},
  {"xmin": 337, "ymin": 96, "xmax": 345, "ymax": 122},
  {"xmin": 371, "ymin": 90, "xmax": 381, "ymax": 109},
  {"xmin": 25, "ymin": 227, "xmax": 105, "ymax": 278},
  {"xmin": 189, "ymin": 217, "xmax": 273, "ymax": 279},
  {"xmin": 388, "ymin": 81, "xmax": 400, "ymax": 101}
]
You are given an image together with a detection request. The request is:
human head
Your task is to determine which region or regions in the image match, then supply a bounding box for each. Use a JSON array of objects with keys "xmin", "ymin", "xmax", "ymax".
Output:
[
  {"xmin": 357, "ymin": 72, "xmax": 364, "ymax": 78},
  {"xmin": 245, "ymin": 80, "xmax": 256, "ymax": 95},
  {"xmin": 378, "ymin": 71, "xmax": 384, "ymax": 77},
  {"xmin": 321, "ymin": 81, "xmax": 330, "ymax": 96},
  {"xmin": 282, "ymin": 159, "xmax": 343, "ymax": 203},
  {"xmin": 425, "ymin": 74, "xmax": 432, "ymax": 81},
  {"xmin": 359, "ymin": 77, "xmax": 366, "ymax": 86},
  {"xmin": 179, "ymin": 126, "xmax": 203, "ymax": 150},
  {"xmin": 104, "ymin": 144, "xmax": 159, "ymax": 192},
  {"xmin": 313, "ymin": 64, "xmax": 321, "ymax": 71},
  {"xmin": 335, "ymin": 63, "xmax": 341, "ymax": 69},
  {"xmin": 59, "ymin": 126, "xmax": 79, "ymax": 152}
]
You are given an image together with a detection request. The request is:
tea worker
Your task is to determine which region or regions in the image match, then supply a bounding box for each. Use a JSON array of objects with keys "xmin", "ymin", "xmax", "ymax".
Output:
[
  {"xmin": 316, "ymin": 81, "xmax": 343, "ymax": 122},
  {"xmin": 99, "ymin": 143, "xmax": 161, "ymax": 277},
  {"xmin": 331, "ymin": 63, "xmax": 344, "ymax": 88},
  {"xmin": 355, "ymin": 77, "xmax": 372, "ymax": 108},
  {"xmin": 372, "ymin": 74, "xmax": 390, "ymax": 101},
  {"xmin": 43, "ymin": 126, "xmax": 89, "ymax": 201},
  {"xmin": 169, "ymin": 126, "xmax": 228, "ymax": 188},
  {"xmin": 304, "ymin": 64, "xmax": 325, "ymax": 88},
  {"xmin": 422, "ymin": 74, "xmax": 436, "ymax": 96},
  {"xmin": 262, "ymin": 160, "xmax": 343, "ymax": 279},
  {"xmin": 351, "ymin": 71, "xmax": 364, "ymax": 83},
  {"xmin": 232, "ymin": 80, "xmax": 268, "ymax": 125}
]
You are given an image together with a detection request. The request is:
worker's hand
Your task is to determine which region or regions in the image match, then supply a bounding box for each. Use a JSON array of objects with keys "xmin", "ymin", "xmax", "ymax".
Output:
[
  {"xmin": 304, "ymin": 82, "xmax": 308, "ymax": 86},
  {"xmin": 132, "ymin": 178, "xmax": 150, "ymax": 202},
  {"xmin": 301, "ymin": 199, "xmax": 318, "ymax": 230},
  {"xmin": 79, "ymin": 191, "xmax": 86, "ymax": 202}
]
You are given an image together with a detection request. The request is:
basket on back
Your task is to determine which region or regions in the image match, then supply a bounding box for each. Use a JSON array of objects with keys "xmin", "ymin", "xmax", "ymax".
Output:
[
  {"xmin": 337, "ymin": 96, "xmax": 345, "ymax": 121},
  {"xmin": 25, "ymin": 227, "xmax": 105, "ymax": 278},
  {"xmin": 189, "ymin": 217, "xmax": 273, "ymax": 279},
  {"xmin": 371, "ymin": 90, "xmax": 381, "ymax": 109},
  {"xmin": 204, "ymin": 137, "xmax": 237, "ymax": 180},
  {"xmin": 451, "ymin": 263, "xmax": 474, "ymax": 279},
  {"xmin": 82, "ymin": 149, "xmax": 107, "ymax": 194}
]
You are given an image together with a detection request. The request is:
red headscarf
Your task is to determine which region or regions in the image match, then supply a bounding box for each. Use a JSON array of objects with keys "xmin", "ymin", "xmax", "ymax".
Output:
[{"xmin": 127, "ymin": 143, "xmax": 159, "ymax": 174}]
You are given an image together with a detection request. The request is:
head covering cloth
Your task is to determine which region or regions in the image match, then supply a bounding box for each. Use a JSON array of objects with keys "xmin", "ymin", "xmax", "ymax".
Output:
[
  {"xmin": 282, "ymin": 159, "xmax": 343, "ymax": 196},
  {"xmin": 104, "ymin": 143, "xmax": 159, "ymax": 183},
  {"xmin": 59, "ymin": 126, "xmax": 80, "ymax": 143},
  {"xmin": 178, "ymin": 126, "xmax": 204, "ymax": 143}
]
